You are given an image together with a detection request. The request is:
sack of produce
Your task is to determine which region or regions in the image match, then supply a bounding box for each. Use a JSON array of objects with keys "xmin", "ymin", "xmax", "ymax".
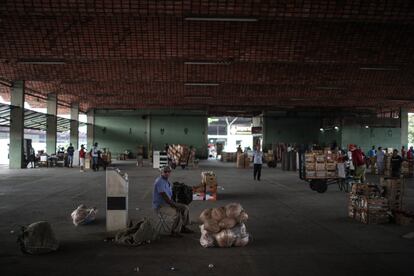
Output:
[
  {"xmin": 203, "ymin": 219, "xmax": 221, "ymax": 233},
  {"xmin": 218, "ymin": 217, "xmax": 237, "ymax": 230},
  {"xmin": 199, "ymin": 208, "xmax": 212, "ymax": 223},
  {"xmin": 199, "ymin": 225, "xmax": 215, "ymax": 248},
  {"xmin": 214, "ymin": 229, "xmax": 236, "ymax": 248},
  {"xmin": 211, "ymin": 207, "xmax": 226, "ymax": 221},
  {"xmin": 225, "ymin": 203, "xmax": 243, "ymax": 218}
]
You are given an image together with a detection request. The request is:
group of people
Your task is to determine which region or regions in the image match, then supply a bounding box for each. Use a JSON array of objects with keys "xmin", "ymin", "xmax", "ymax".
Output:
[{"xmin": 349, "ymin": 144, "xmax": 411, "ymax": 182}]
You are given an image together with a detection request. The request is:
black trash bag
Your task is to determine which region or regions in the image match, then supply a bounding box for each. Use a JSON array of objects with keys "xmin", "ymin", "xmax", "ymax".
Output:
[
  {"xmin": 17, "ymin": 221, "xmax": 59, "ymax": 255},
  {"xmin": 172, "ymin": 182, "xmax": 193, "ymax": 205}
]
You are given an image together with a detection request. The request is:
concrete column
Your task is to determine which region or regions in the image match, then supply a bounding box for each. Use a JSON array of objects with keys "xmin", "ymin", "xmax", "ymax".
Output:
[
  {"xmin": 146, "ymin": 114, "xmax": 151, "ymax": 158},
  {"xmin": 70, "ymin": 103, "xmax": 79, "ymax": 149},
  {"xmin": 46, "ymin": 93, "xmax": 57, "ymax": 154},
  {"xmin": 87, "ymin": 109, "xmax": 95, "ymax": 150},
  {"xmin": 9, "ymin": 80, "xmax": 25, "ymax": 169},
  {"xmin": 401, "ymin": 108, "xmax": 408, "ymax": 149}
]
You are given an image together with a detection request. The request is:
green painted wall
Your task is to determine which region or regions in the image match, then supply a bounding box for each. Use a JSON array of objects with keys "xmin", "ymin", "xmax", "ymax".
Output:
[
  {"xmin": 95, "ymin": 113, "xmax": 147, "ymax": 154},
  {"xmin": 318, "ymin": 129, "xmax": 342, "ymax": 148},
  {"xmin": 264, "ymin": 117, "xmax": 320, "ymax": 146},
  {"xmin": 341, "ymin": 127, "xmax": 401, "ymax": 152},
  {"xmin": 94, "ymin": 110, "xmax": 208, "ymax": 158}
]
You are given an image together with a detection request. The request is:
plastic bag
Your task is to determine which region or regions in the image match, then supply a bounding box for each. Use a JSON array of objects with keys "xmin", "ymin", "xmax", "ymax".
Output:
[
  {"xmin": 71, "ymin": 204, "xmax": 98, "ymax": 226},
  {"xmin": 199, "ymin": 225, "xmax": 215, "ymax": 248},
  {"xmin": 225, "ymin": 203, "xmax": 243, "ymax": 218}
]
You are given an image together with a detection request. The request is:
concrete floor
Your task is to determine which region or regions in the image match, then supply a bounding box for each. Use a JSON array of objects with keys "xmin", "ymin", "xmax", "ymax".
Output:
[{"xmin": 0, "ymin": 160, "xmax": 413, "ymax": 276}]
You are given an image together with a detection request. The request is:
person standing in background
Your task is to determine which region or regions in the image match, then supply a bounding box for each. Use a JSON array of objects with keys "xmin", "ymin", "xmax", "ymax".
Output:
[
  {"xmin": 350, "ymin": 144, "xmax": 366, "ymax": 182},
  {"xmin": 79, "ymin": 144, "xmax": 86, "ymax": 172},
  {"xmin": 67, "ymin": 143, "xmax": 75, "ymax": 168},
  {"xmin": 391, "ymin": 149, "xmax": 403, "ymax": 177},
  {"xmin": 253, "ymin": 144, "xmax": 263, "ymax": 181},
  {"xmin": 401, "ymin": 146, "xmax": 406, "ymax": 159}
]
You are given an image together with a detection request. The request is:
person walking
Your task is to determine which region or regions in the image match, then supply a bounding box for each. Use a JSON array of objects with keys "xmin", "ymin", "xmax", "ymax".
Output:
[
  {"xmin": 79, "ymin": 144, "xmax": 86, "ymax": 172},
  {"xmin": 253, "ymin": 145, "xmax": 263, "ymax": 181},
  {"xmin": 67, "ymin": 143, "xmax": 75, "ymax": 168}
]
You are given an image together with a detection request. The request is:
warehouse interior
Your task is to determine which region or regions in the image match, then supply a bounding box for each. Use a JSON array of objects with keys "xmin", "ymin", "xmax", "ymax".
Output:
[{"xmin": 0, "ymin": 1, "xmax": 414, "ymax": 275}]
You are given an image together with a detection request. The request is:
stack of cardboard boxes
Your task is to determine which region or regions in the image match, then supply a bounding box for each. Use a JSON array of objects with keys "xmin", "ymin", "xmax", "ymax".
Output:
[
  {"xmin": 168, "ymin": 144, "xmax": 195, "ymax": 166},
  {"xmin": 193, "ymin": 171, "xmax": 218, "ymax": 201},
  {"xmin": 236, "ymin": 153, "xmax": 250, "ymax": 168},
  {"xmin": 221, "ymin": 152, "xmax": 237, "ymax": 162},
  {"xmin": 304, "ymin": 150, "xmax": 338, "ymax": 178},
  {"xmin": 348, "ymin": 183, "xmax": 390, "ymax": 224},
  {"xmin": 380, "ymin": 177, "xmax": 405, "ymax": 211}
]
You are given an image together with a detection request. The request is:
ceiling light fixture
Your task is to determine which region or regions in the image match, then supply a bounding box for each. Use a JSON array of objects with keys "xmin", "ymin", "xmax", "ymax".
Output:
[
  {"xmin": 365, "ymin": 125, "xmax": 369, "ymax": 129},
  {"xmin": 359, "ymin": 67, "xmax": 399, "ymax": 71},
  {"xmin": 185, "ymin": 17, "xmax": 258, "ymax": 22},
  {"xmin": 17, "ymin": 59, "xmax": 66, "ymax": 65},
  {"xmin": 185, "ymin": 83, "xmax": 219, "ymax": 86},
  {"xmin": 319, "ymin": 128, "xmax": 324, "ymax": 132},
  {"xmin": 334, "ymin": 126, "xmax": 339, "ymax": 131}
]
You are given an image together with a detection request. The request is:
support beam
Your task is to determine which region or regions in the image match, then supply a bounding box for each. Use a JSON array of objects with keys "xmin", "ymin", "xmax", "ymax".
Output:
[
  {"xmin": 146, "ymin": 114, "xmax": 151, "ymax": 158},
  {"xmin": 46, "ymin": 93, "xmax": 57, "ymax": 154},
  {"xmin": 9, "ymin": 80, "xmax": 25, "ymax": 169},
  {"xmin": 401, "ymin": 108, "xmax": 408, "ymax": 149},
  {"xmin": 70, "ymin": 103, "xmax": 79, "ymax": 149},
  {"xmin": 87, "ymin": 109, "xmax": 95, "ymax": 150}
]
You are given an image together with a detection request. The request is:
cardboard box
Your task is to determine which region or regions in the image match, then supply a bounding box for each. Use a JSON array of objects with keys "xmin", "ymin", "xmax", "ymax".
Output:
[
  {"xmin": 205, "ymin": 192, "xmax": 217, "ymax": 201},
  {"xmin": 315, "ymin": 163, "xmax": 326, "ymax": 171},
  {"xmin": 192, "ymin": 192, "xmax": 205, "ymax": 201}
]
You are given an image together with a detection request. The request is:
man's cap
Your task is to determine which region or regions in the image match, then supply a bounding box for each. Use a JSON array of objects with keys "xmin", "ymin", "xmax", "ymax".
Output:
[
  {"xmin": 81, "ymin": 144, "xmax": 85, "ymax": 148},
  {"xmin": 160, "ymin": 166, "xmax": 172, "ymax": 173}
]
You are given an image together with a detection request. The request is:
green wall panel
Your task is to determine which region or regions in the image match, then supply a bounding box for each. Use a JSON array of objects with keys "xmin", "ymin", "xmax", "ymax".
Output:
[
  {"xmin": 264, "ymin": 117, "xmax": 320, "ymax": 145},
  {"xmin": 341, "ymin": 127, "xmax": 401, "ymax": 152},
  {"xmin": 150, "ymin": 115, "xmax": 207, "ymax": 157},
  {"xmin": 95, "ymin": 114, "xmax": 147, "ymax": 154},
  {"xmin": 94, "ymin": 110, "xmax": 208, "ymax": 158}
]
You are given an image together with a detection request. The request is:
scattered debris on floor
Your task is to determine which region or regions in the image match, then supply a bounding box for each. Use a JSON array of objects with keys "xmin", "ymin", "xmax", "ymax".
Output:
[
  {"xmin": 199, "ymin": 202, "xmax": 250, "ymax": 248},
  {"xmin": 17, "ymin": 221, "xmax": 59, "ymax": 254},
  {"xmin": 71, "ymin": 204, "xmax": 98, "ymax": 226}
]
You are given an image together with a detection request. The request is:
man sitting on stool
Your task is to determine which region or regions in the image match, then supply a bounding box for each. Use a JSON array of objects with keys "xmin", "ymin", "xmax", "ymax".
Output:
[{"xmin": 152, "ymin": 166, "xmax": 193, "ymax": 237}]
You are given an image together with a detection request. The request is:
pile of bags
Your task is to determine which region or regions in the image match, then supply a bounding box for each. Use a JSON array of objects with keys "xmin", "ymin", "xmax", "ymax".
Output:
[
  {"xmin": 71, "ymin": 204, "xmax": 98, "ymax": 226},
  {"xmin": 199, "ymin": 202, "xmax": 249, "ymax": 248}
]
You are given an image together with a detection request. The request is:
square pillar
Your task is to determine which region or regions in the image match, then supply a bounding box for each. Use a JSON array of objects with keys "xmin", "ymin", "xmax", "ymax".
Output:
[
  {"xmin": 401, "ymin": 108, "xmax": 408, "ymax": 149},
  {"xmin": 70, "ymin": 103, "xmax": 79, "ymax": 149},
  {"xmin": 9, "ymin": 80, "xmax": 25, "ymax": 169},
  {"xmin": 46, "ymin": 93, "xmax": 57, "ymax": 154},
  {"xmin": 87, "ymin": 109, "xmax": 95, "ymax": 150}
]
